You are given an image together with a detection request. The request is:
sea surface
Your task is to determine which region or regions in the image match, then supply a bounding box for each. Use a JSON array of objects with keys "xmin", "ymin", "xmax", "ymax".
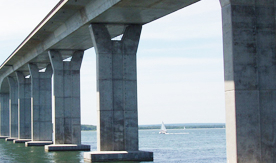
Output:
[{"xmin": 0, "ymin": 128, "xmax": 226, "ymax": 163}]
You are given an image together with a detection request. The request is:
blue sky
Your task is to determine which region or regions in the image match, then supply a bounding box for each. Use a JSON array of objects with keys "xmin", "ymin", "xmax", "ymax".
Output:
[{"xmin": 0, "ymin": 0, "xmax": 224, "ymax": 125}]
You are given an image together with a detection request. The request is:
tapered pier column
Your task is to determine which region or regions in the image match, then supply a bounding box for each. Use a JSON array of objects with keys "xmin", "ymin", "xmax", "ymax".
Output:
[
  {"xmin": 0, "ymin": 93, "xmax": 9, "ymax": 138},
  {"xmin": 6, "ymin": 77, "xmax": 18, "ymax": 141},
  {"xmin": 13, "ymin": 72, "xmax": 31, "ymax": 143},
  {"xmin": 45, "ymin": 50, "xmax": 90, "ymax": 151},
  {"xmin": 25, "ymin": 64, "xmax": 53, "ymax": 147},
  {"xmin": 221, "ymin": 1, "xmax": 276, "ymax": 162},
  {"xmin": 84, "ymin": 24, "xmax": 153, "ymax": 162}
]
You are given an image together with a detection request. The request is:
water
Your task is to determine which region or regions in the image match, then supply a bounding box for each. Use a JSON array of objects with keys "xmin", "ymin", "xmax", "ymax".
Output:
[{"xmin": 0, "ymin": 129, "xmax": 226, "ymax": 163}]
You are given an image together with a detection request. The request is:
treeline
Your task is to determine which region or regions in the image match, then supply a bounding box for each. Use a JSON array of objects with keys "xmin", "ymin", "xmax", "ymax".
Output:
[
  {"xmin": 81, "ymin": 125, "xmax": 96, "ymax": 131},
  {"xmin": 138, "ymin": 123, "xmax": 225, "ymax": 130},
  {"xmin": 81, "ymin": 123, "xmax": 225, "ymax": 131}
]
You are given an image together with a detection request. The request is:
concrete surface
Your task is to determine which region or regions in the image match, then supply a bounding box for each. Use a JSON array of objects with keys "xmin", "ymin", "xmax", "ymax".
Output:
[
  {"xmin": 13, "ymin": 139, "xmax": 31, "ymax": 143},
  {"xmin": 45, "ymin": 144, "xmax": 90, "ymax": 152},
  {"xmin": 49, "ymin": 50, "xmax": 84, "ymax": 145},
  {"xmin": 0, "ymin": 93, "xmax": 9, "ymax": 136},
  {"xmin": 7, "ymin": 77, "xmax": 18, "ymax": 139},
  {"xmin": 0, "ymin": 136, "xmax": 8, "ymax": 139},
  {"xmin": 90, "ymin": 24, "xmax": 141, "ymax": 151},
  {"xmin": 221, "ymin": 0, "xmax": 276, "ymax": 162},
  {"xmin": 16, "ymin": 72, "xmax": 31, "ymax": 140},
  {"xmin": 5, "ymin": 137, "xmax": 16, "ymax": 141},
  {"xmin": 84, "ymin": 151, "xmax": 153, "ymax": 162},
  {"xmin": 28, "ymin": 64, "xmax": 52, "ymax": 141},
  {"xmin": 25, "ymin": 141, "xmax": 52, "ymax": 147},
  {"xmin": 0, "ymin": 0, "xmax": 200, "ymax": 81}
]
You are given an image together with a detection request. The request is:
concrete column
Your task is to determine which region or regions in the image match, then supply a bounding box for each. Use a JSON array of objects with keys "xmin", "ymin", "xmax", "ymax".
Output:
[
  {"xmin": 0, "ymin": 93, "xmax": 9, "ymax": 137},
  {"xmin": 48, "ymin": 50, "xmax": 83, "ymax": 145},
  {"xmin": 221, "ymin": 1, "xmax": 276, "ymax": 162},
  {"xmin": 15, "ymin": 71, "xmax": 31, "ymax": 141},
  {"xmin": 85, "ymin": 23, "xmax": 152, "ymax": 162},
  {"xmin": 28, "ymin": 64, "xmax": 52, "ymax": 143},
  {"xmin": 7, "ymin": 77, "xmax": 18, "ymax": 139},
  {"xmin": 90, "ymin": 24, "xmax": 141, "ymax": 151}
]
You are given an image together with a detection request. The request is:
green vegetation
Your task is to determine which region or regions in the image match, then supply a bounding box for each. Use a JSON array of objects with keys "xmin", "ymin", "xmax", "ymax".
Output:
[
  {"xmin": 81, "ymin": 123, "xmax": 225, "ymax": 131},
  {"xmin": 138, "ymin": 123, "xmax": 225, "ymax": 130},
  {"xmin": 81, "ymin": 124, "xmax": 96, "ymax": 131}
]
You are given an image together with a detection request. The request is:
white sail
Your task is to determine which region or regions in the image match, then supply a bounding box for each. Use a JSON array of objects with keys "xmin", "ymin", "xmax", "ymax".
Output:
[{"xmin": 159, "ymin": 121, "xmax": 167, "ymax": 134}]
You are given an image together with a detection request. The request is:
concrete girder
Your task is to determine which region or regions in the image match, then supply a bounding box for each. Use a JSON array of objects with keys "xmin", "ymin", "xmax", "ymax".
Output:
[{"xmin": 0, "ymin": 0, "xmax": 200, "ymax": 83}]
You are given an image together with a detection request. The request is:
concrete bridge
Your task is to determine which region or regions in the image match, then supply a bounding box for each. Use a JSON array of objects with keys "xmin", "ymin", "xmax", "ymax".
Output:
[{"xmin": 0, "ymin": 0, "xmax": 275, "ymax": 162}]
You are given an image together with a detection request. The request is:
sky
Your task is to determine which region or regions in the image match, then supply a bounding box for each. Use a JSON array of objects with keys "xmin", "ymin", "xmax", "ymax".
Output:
[{"xmin": 0, "ymin": 0, "xmax": 224, "ymax": 125}]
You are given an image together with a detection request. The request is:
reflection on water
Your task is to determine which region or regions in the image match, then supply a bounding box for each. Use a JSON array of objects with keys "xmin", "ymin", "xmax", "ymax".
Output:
[
  {"xmin": 0, "ymin": 129, "xmax": 226, "ymax": 163},
  {"xmin": 0, "ymin": 141, "xmax": 83, "ymax": 163}
]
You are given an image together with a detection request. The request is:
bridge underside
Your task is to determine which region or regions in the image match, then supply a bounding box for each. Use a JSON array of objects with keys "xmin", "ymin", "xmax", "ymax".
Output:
[{"xmin": 0, "ymin": 0, "xmax": 275, "ymax": 162}]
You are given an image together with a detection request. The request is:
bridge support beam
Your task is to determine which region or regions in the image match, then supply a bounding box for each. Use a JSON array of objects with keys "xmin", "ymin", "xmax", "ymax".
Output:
[
  {"xmin": 45, "ymin": 50, "xmax": 90, "ymax": 151},
  {"xmin": 221, "ymin": 1, "xmax": 276, "ymax": 162},
  {"xmin": 13, "ymin": 72, "xmax": 31, "ymax": 143},
  {"xmin": 6, "ymin": 77, "xmax": 18, "ymax": 141},
  {"xmin": 84, "ymin": 24, "xmax": 153, "ymax": 162},
  {"xmin": 0, "ymin": 93, "xmax": 9, "ymax": 138},
  {"xmin": 25, "ymin": 64, "xmax": 53, "ymax": 147}
]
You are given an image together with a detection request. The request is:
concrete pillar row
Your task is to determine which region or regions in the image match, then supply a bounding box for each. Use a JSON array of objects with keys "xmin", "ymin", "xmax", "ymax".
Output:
[
  {"xmin": 48, "ymin": 50, "xmax": 84, "ymax": 145},
  {"xmin": 89, "ymin": 24, "xmax": 142, "ymax": 151},
  {"xmin": 7, "ymin": 77, "xmax": 18, "ymax": 140},
  {"xmin": 28, "ymin": 64, "xmax": 52, "ymax": 143},
  {"xmin": 0, "ymin": 93, "xmax": 9, "ymax": 137},
  {"xmin": 220, "ymin": 1, "xmax": 276, "ymax": 163},
  {"xmin": 15, "ymin": 71, "xmax": 31, "ymax": 141}
]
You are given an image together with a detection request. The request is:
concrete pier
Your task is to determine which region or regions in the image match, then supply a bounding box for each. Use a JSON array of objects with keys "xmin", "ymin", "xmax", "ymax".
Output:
[
  {"xmin": 221, "ymin": 1, "xmax": 276, "ymax": 162},
  {"xmin": 26, "ymin": 64, "xmax": 53, "ymax": 147},
  {"xmin": 45, "ymin": 50, "xmax": 89, "ymax": 151},
  {"xmin": 15, "ymin": 72, "xmax": 31, "ymax": 141},
  {"xmin": 0, "ymin": 93, "xmax": 9, "ymax": 137},
  {"xmin": 85, "ymin": 24, "xmax": 153, "ymax": 161},
  {"xmin": 7, "ymin": 77, "xmax": 18, "ymax": 140}
]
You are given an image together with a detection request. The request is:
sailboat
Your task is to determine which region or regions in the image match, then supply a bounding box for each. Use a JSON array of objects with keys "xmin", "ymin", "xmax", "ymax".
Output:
[{"xmin": 159, "ymin": 121, "xmax": 167, "ymax": 134}]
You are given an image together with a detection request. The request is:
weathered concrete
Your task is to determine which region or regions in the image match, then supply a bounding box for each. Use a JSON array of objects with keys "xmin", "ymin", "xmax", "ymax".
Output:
[
  {"xmin": 220, "ymin": 1, "xmax": 276, "ymax": 162},
  {"xmin": 25, "ymin": 141, "xmax": 52, "ymax": 147},
  {"xmin": 5, "ymin": 137, "xmax": 16, "ymax": 141},
  {"xmin": 45, "ymin": 144, "xmax": 90, "ymax": 152},
  {"xmin": 0, "ymin": 0, "xmax": 200, "ymax": 82},
  {"xmin": 28, "ymin": 63, "xmax": 52, "ymax": 143},
  {"xmin": 0, "ymin": 93, "xmax": 9, "ymax": 136},
  {"xmin": 84, "ymin": 151, "xmax": 153, "ymax": 162},
  {"xmin": 13, "ymin": 139, "xmax": 31, "ymax": 143},
  {"xmin": 16, "ymin": 72, "xmax": 31, "ymax": 140},
  {"xmin": 90, "ymin": 24, "xmax": 141, "ymax": 151},
  {"xmin": 7, "ymin": 77, "xmax": 18, "ymax": 139},
  {"xmin": 46, "ymin": 50, "xmax": 89, "ymax": 151},
  {"xmin": 0, "ymin": 136, "xmax": 8, "ymax": 139},
  {"xmin": 85, "ymin": 23, "xmax": 152, "ymax": 161}
]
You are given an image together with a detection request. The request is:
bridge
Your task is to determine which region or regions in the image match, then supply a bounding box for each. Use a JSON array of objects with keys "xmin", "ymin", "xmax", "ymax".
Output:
[{"xmin": 0, "ymin": 0, "xmax": 275, "ymax": 162}]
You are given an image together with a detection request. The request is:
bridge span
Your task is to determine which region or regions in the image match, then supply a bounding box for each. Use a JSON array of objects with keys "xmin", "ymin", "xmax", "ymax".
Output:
[{"xmin": 0, "ymin": 0, "xmax": 276, "ymax": 162}]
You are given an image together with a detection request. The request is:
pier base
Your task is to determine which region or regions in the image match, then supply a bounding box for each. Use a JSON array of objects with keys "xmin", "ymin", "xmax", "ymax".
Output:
[
  {"xmin": 84, "ymin": 151, "xmax": 153, "ymax": 162},
  {"xmin": 25, "ymin": 141, "xmax": 52, "ymax": 147},
  {"xmin": 45, "ymin": 144, "xmax": 90, "ymax": 152},
  {"xmin": 5, "ymin": 138, "xmax": 16, "ymax": 141},
  {"xmin": 0, "ymin": 136, "xmax": 8, "ymax": 139},
  {"xmin": 13, "ymin": 139, "xmax": 31, "ymax": 143}
]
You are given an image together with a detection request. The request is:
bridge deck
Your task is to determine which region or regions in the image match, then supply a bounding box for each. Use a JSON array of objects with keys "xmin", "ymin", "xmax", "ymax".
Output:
[{"xmin": 0, "ymin": 0, "xmax": 199, "ymax": 80}]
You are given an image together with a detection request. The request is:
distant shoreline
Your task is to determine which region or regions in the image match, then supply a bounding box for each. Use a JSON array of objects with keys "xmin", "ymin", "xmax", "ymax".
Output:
[{"xmin": 81, "ymin": 123, "xmax": 225, "ymax": 131}]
